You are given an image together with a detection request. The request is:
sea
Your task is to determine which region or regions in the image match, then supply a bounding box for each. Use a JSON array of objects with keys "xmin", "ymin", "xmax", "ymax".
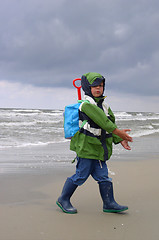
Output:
[{"xmin": 0, "ymin": 108, "xmax": 159, "ymax": 174}]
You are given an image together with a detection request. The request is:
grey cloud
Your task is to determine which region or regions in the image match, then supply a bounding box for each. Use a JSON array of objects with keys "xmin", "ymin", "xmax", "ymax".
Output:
[{"xmin": 0, "ymin": 0, "xmax": 159, "ymax": 95}]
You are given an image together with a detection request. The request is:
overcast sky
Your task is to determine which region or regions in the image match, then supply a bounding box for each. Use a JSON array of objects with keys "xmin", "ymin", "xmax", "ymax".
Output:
[{"xmin": 0, "ymin": 0, "xmax": 159, "ymax": 112}]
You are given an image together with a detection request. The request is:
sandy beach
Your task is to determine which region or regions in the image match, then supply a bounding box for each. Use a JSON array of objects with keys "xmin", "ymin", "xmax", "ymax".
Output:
[{"xmin": 0, "ymin": 155, "xmax": 159, "ymax": 240}]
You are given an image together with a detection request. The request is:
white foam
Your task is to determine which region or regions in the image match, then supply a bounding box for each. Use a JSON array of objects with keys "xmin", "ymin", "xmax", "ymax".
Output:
[
  {"xmin": 115, "ymin": 111, "xmax": 132, "ymax": 118},
  {"xmin": 141, "ymin": 125, "xmax": 153, "ymax": 129},
  {"xmin": 152, "ymin": 123, "xmax": 159, "ymax": 126},
  {"xmin": 0, "ymin": 121, "xmax": 36, "ymax": 126},
  {"xmin": 108, "ymin": 169, "xmax": 115, "ymax": 175},
  {"xmin": 0, "ymin": 139, "xmax": 68, "ymax": 149},
  {"xmin": 115, "ymin": 111, "xmax": 159, "ymax": 121},
  {"xmin": 131, "ymin": 129, "xmax": 159, "ymax": 137},
  {"xmin": 12, "ymin": 109, "xmax": 42, "ymax": 113}
]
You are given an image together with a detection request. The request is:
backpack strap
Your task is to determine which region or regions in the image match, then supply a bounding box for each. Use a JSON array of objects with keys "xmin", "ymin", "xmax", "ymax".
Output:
[
  {"xmin": 80, "ymin": 119, "xmax": 87, "ymax": 128},
  {"xmin": 78, "ymin": 99, "xmax": 89, "ymax": 129},
  {"xmin": 78, "ymin": 100, "xmax": 90, "ymax": 103}
]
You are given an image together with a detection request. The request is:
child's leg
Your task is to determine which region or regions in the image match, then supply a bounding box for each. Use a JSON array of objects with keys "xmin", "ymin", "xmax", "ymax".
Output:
[
  {"xmin": 99, "ymin": 181, "xmax": 128, "ymax": 213},
  {"xmin": 91, "ymin": 160, "xmax": 111, "ymax": 182},
  {"xmin": 69, "ymin": 157, "xmax": 94, "ymax": 186},
  {"xmin": 91, "ymin": 160, "xmax": 128, "ymax": 213},
  {"xmin": 56, "ymin": 157, "xmax": 93, "ymax": 214},
  {"xmin": 56, "ymin": 178, "xmax": 78, "ymax": 214}
]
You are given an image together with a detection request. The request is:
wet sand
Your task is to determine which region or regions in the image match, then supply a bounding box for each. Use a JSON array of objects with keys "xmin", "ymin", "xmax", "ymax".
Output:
[{"xmin": 0, "ymin": 157, "xmax": 159, "ymax": 240}]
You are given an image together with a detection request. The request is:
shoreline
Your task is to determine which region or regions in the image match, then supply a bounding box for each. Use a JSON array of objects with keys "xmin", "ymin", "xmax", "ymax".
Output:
[
  {"xmin": 1, "ymin": 135, "xmax": 159, "ymax": 175},
  {"xmin": 0, "ymin": 156, "xmax": 159, "ymax": 240}
]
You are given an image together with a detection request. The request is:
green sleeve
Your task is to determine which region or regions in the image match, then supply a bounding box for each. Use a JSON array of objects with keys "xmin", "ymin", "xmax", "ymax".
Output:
[
  {"xmin": 108, "ymin": 107, "xmax": 123, "ymax": 144},
  {"xmin": 81, "ymin": 102, "xmax": 117, "ymax": 133},
  {"xmin": 112, "ymin": 133, "xmax": 123, "ymax": 144}
]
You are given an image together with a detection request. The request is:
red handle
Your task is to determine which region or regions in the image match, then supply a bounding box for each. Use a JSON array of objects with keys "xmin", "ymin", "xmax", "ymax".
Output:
[{"xmin": 73, "ymin": 78, "xmax": 82, "ymax": 100}]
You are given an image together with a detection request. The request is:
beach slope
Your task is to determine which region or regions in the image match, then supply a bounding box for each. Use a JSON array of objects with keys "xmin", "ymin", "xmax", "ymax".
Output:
[{"xmin": 0, "ymin": 158, "xmax": 159, "ymax": 240}]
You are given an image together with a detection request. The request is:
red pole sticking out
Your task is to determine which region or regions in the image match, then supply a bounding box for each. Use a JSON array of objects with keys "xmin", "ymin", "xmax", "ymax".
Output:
[{"xmin": 73, "ymin": 78, "xmax": 82, "ymax": 100}]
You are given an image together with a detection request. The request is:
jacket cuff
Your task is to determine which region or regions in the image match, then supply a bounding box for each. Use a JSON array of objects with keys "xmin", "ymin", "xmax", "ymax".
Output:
[{"xmin": 112, "ymin": 133, "xmax": 123, "ymax": 144}]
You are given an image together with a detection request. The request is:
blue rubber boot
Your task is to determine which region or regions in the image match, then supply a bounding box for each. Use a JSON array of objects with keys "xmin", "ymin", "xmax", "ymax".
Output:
[
  {"xmin": 99, "ymin": 181, "xmax": 128, "ymax": 213},
  {"xmin": 56, "ymin": 178, "xmax": 78, "ymax": 214}
]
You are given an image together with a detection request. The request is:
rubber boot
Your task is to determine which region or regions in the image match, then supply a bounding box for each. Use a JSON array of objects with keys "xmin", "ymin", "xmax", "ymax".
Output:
[
  {"xmin": 99, "ymin": 181, "xmax": 128, "ymax": 213},
  {"xmin": 56, "ymin": 178, "xmax": 78, "ymax": 214}
]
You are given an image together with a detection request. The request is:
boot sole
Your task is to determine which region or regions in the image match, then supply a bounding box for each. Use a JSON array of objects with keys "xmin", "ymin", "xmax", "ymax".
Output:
[
  {"xmin": 56, "ymin": 201, "xmax": 77, "ymax": 214},
  {"xmin": 103, "ymin": 207, "xmax": 128, "ymax": 213}
]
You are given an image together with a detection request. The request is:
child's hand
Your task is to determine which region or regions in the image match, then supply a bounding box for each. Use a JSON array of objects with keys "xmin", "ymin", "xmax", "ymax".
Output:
[
  {"xmin": 120, "ymin": 140, "xmax": 131, "ymax": 150},
  {"xmin": 113, "ymin": 128, "xmax": 133, "ymax": 142}
]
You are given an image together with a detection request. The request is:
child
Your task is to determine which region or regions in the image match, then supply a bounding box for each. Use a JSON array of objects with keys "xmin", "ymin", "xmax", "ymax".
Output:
[{"xmin": 56, "ymin": 72, "xmax": 133, "ymax": 214}]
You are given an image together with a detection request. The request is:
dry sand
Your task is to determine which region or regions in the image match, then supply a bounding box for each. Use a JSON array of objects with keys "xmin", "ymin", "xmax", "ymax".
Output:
[{"xmin": 0, "ymin": 158, "xmax": 159, "ymax": 240}]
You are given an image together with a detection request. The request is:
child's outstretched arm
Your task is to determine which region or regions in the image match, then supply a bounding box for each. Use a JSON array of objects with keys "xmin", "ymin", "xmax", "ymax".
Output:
[
  {"xmin": 81, "ymin": 103, "xmax": 118, "ymax": 133},
  {"xmin": 112, "ymin": 128, "xmax": 133, "ymax": 142},
  {"xmin": 81, "ymin": 102, "xmax": 133, "ymax": 143},
  {"xmin": 120, "ymin": 140, "xmax": 131, "ymax": 150}
]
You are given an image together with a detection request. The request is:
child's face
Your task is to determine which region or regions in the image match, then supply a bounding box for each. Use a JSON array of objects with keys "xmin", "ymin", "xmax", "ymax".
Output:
[{"xmin": 91, "ymin": 82, "xmax": 104, "ymax": 98}]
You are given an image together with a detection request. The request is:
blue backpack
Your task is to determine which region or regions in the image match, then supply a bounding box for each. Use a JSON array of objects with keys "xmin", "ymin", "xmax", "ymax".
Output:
[{"xmin": 64, "ymin": 100, "xmax": 88, "ymax": 139}]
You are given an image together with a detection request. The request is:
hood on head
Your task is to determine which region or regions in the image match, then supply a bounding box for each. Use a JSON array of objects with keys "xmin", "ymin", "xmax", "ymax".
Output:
[{"xmin": 81, "ymin": 72, "xmax": 105, "ymax": 97}]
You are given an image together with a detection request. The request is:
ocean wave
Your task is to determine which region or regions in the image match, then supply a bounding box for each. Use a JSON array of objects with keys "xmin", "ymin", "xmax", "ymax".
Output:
[
  {"xmin": 116, "ymin": 115, "xmax": 159, "ymax": 121},
  {"xmin": 0, "ymin": 139, "xmax": 68, "ymax": 149},
  {"xmin": 12, "ymin": 109, "xmax": 42, "ymax": 113},
  {"xmin": 140, "ymin": 125, "xmax": 153, "ymax": 129},
  {"xmin": 0, "ymin": 109, "xmax": 158, "ymax": 149},
  {"xmin": 131, "ymin": 129, "xmax": 159, "ymax": 137},
  {"xmin": 39, "ymin": 112, "xmax": 63, "ymax": 116},
  {"xmin": 115, "ymin": 111, "xmax": 132, "ymax": 117},
  {"xmin": 35, "ymin": 119, "xmax": 63, "ymax": 124},
  {"xmin": 0, "ymin": 121, "xmax": 36, "ymax": 126},
  {"xmin": 0, "ymin": 109, "xmax": 63, "ymax": 118},
  {"xmin": 152, "ymin": 123, "xmax": 159, "ymax": 126},
  {"xmin": 0, "ymin": 119, "xmax": 63, "ymax": 127}
]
